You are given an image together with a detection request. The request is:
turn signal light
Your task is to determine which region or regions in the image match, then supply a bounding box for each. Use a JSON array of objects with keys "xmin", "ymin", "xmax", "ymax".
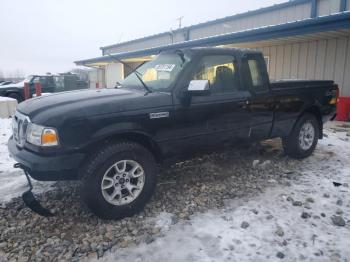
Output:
[{"xmin": 41, "ymin": 129, "xmax": 58, "ymax": 146}]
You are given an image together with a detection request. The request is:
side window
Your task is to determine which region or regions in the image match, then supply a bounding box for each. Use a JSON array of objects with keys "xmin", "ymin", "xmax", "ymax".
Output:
[
  {"xmin": 246, "ymin": 57, "xmax": 268, "ymax": 91},
  {"xmin": 47, "ymin": 76, "xmax": 54, "ymax": 86},
  {"xmin": 40, "ymin": 77, "xmax": 47, "ymax": 84},
  {"xmin": 192, "ymin": 55, "xmax": 239, "ymax": 93},
  {"xmin": 54, "ymin": 76, "xmax": 64, "ymax": 90}
]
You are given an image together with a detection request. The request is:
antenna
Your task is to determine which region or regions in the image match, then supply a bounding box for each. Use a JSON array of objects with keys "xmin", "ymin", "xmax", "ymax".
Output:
[{"xmin": 176, "ymin": 16, "xmax": 184, "ymax": 29}]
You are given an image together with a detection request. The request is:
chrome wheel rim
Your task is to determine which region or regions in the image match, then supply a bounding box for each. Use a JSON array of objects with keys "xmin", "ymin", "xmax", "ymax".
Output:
[
  {"xmin": 298, "ymin": 122, "xmax": 315, "ymax": 150},
  {"xmin": 101, "ymin": 160, "xmax": 145, "ymax": 205}
]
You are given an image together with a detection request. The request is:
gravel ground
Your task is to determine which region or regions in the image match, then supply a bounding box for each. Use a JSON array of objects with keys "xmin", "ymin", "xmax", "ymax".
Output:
[{"xmin": 0, "ymin": 122, "xmax": 349, "ymax": 261}]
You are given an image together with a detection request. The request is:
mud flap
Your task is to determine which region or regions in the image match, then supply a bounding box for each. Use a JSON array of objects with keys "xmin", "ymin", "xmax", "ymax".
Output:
[
  {"xmin": 330, "ymin": 113, "xmax": 337, "ymax": 121},
  {"xmin": 14, "ymin": 163, "xmax": 54, "ymax": 217}
]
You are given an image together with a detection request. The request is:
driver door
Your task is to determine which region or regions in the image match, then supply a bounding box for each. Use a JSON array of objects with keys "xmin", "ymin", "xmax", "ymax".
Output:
[{"xmin": 169, "ymin": 54, "xmax": 252, "ymax": 156}]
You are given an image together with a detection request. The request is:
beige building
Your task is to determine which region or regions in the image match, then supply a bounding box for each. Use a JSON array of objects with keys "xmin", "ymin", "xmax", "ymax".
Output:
[{"xmin": 75, "ymin": 0, "xmax": 350, "ymax": 120}]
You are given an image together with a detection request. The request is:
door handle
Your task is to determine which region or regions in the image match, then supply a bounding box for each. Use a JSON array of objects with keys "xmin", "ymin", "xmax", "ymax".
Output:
[{"xmin": 238, "ymin": 100, "xmax": 250, "ymax": 106}]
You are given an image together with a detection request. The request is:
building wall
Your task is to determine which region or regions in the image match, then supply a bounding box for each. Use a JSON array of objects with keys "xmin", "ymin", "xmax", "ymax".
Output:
[
  {"xmin": 88, "ymin": 69, "xmax": 104, "ymax": 89},
  {"xmin": 105, "ymin": 63, "xmax": 124, "ymax": 88},
  {"xmin": 105, "ymin": 1, "xmax": 312, "ymax": 54},
  {"xmin": 317, "ymin": 0, "xmax": 341, "ymax": 15},
  {"xmin": 102, "ymin": 0, "xmax": 347, "ymax": 55},
  {"xmin": 255, "ymin": 35, "xmax": 350, "ymax": 96},
  {"xmin": 189, "ymin": 2, "xmax": 311, "ymax": 40}
]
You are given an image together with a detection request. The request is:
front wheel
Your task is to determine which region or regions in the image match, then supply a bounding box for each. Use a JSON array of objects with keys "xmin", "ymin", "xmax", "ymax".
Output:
[
  {"xmin": 80, "ymin": 141, "xmax": 157, "ymax": 219},
  {"xmin": 282, "ymin": 113, "xmax": 319, "ymax": 159}
]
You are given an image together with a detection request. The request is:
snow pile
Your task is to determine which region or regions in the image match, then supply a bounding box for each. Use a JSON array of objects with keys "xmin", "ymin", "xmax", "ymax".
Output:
[
  {"xmin": 32, "ymin": 93, "xmax": 53, "ymax": 97},
  {"xmin": 149, "ymin": 212, "xmax": 175, "ymax": 232},
  {"xmin": 0, "ymin": 97, "xmax": 17, "ymax": 118},
  {"xmin": 0, "ymin": 97, "xmax": 16, "ymax": 102},
  {"xmin": 0, "ymin": 119, "xmax": 52, "ymax": 203},
  {"xmin": 97, "ymin": 125, "xmax": 350, "ymax": 262}
]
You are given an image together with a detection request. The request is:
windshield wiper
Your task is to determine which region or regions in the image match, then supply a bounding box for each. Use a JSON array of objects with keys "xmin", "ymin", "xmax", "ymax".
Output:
[{"xmin": 105, "ymin": 52, "xmax": 152, "ymax": 93}]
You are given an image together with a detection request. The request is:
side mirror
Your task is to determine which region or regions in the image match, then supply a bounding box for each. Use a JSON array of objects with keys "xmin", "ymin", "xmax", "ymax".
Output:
[{"xmin": 187, "ymin": 80, "xmax": 210, "ymax": 96}]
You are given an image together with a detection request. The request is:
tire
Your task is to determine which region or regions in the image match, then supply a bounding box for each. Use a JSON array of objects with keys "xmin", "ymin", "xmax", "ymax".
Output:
[
  {"xmin": 80, "ymin": 141, "xmax": 157, "ymax": 220},
  {"xmin": 7, "ymin": 93, "xmax": 22, "ymax": 103},
  {"xmin": 282, "ymin": 113, "xmax": 320, "ymax": 159}
]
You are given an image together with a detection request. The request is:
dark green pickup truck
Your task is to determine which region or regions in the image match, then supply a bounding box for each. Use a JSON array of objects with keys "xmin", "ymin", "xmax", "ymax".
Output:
[
  {"xmin": 0, "ymin": 73, "xmax": 88, "ymax": 102},
  {"xmin": 8, "ymin": 47, "xmax": 338, "ymax": 219}
]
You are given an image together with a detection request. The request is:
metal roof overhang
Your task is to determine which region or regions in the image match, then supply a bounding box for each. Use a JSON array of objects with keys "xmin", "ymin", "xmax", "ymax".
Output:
[
  {"xmin": 99, "ymin": 0, "xmax": 311, "ymax": 51},
  {"xmin": 75, "ymin": 12, "xmax": 350, "ymax": 66}
]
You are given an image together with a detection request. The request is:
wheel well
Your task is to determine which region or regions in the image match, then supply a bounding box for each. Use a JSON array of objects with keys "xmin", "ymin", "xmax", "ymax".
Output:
[
  {"xmin": 302, "ymin": 106, "xmax": 323, "ymax": 138},
  {"xmin": 7, "ymin": 91, "xmax": 23, "ymax": 102},
  {"xmin": 84, "ymin": 132, "xmax": 163, "ymax": 163}
]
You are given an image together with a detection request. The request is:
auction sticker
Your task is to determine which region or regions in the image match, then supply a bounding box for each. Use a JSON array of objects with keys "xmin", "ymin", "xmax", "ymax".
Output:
[{"xmin": 154, "ymin": 64, "xmax": 176, "ymax": 72}]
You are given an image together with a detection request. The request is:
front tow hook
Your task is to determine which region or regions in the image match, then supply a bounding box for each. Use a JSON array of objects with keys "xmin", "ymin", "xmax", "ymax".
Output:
[{"xmin": 14, "ymin": 163, "xmax": 54, "ymax": 217}]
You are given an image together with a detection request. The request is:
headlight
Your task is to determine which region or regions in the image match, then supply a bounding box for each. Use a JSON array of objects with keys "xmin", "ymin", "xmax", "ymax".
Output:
[{"xmin": 26, "ymin": 123, "xmax": 59, "ymax": 146}]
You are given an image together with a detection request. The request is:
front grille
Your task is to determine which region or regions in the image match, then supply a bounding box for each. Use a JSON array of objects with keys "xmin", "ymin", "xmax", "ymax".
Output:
[{"xmin": 12, "ymin": 111, "xmax": 30, "ymax": 147}]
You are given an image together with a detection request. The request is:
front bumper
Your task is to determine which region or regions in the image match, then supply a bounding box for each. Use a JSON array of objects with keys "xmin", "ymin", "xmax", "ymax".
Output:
[{"xmin": 8, "ymin": 137, "xmax": 85, "ymax": 181}]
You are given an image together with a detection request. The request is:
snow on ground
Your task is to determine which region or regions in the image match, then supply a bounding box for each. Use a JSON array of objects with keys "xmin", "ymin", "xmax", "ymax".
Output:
[
  {"xmin": 1, "ymin": 117, "xmax": 350, "ymax": 261},
  {"xmin": 95, "ymin": 124, "xmax": 350, "ymax": 262},
  {"xmin": 32, "ymin": 93, "xmax": 53, "ymax": 97},
  {"xmin": 0, "ymin": 118, "xmax": 52, "ymax": 203}
]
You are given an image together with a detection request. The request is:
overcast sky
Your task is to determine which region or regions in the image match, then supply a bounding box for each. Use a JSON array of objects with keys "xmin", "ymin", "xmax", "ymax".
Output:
[{"xmin": 0, "ymin": 0, "xmax": 285, "ymax": 76}]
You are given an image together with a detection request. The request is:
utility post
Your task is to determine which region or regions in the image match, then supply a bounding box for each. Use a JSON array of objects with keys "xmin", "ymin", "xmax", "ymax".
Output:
[{"xmin": 176, "ymin": 16, "xmax": 184, "ymax": 29}]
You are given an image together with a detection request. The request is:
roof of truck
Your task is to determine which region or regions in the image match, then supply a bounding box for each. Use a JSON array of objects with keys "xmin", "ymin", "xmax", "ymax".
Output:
[{"xmin": 181, "ymin": 47, "xmax": 261, "ymax": 55}]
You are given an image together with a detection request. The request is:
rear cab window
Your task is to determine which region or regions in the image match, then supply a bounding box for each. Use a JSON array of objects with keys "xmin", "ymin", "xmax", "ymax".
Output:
[{"xmin": 244, "ymin": 54, "xmax": 269, "ymax": 93}]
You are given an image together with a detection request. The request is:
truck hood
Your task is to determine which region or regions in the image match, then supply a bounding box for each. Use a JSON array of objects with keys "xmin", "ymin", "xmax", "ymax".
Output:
[
  {"xmin": 17, "ymin": 88, "xmax": 172, "ymax": 125},
  {"xmin": 0, "ymin": 81, "xmax": 25, "ymax": 89}
]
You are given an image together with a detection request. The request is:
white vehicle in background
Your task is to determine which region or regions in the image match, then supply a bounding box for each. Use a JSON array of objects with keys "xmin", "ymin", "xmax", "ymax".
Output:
[{"xmin": 0, "ymin": 81, "xmax": 13, "ymax": 86}]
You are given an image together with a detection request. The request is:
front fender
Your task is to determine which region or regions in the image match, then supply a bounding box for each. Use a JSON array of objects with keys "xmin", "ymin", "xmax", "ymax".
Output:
[{"xmin": 84, "ymin": 121, "xmax": 154, "ymax": 148}]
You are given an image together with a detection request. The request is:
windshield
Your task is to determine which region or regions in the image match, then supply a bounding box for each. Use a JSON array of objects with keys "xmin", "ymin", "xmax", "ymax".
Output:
[
  {"xmin": 121, "ymin": 52, "xmax": 189, "ymax": 91},
  {"xmin": 23, "ymin": 75, "xmax": 34, "ymax": 82}
]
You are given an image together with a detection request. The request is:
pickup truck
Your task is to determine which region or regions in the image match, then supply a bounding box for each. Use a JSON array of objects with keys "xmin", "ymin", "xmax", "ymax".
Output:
[
  {"xmin": 8, "ymin": 47, "xmax": 337, "ymax": 219},
  {"xmin": 0, "ymin": 73, "xmax": 88, "ymax": 102},
  {"xmin": 0, "ymin": 81, "xmax": 13, "ymax": 86}
]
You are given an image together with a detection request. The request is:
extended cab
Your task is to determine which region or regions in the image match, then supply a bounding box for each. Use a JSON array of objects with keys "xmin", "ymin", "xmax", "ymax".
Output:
[
  {"xmin": 8, "ymin": 48, "xmax": 338, "ymax": 219},
  {"xmin": 0, "ymin": 73, "xmax": 88, "ymax": 102}
]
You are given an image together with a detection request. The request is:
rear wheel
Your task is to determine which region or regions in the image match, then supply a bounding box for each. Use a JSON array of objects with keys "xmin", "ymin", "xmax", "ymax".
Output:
[
  {"xmin": 80, "ymin": 141, "xmax": 157, "ymax": 219},
  {"xmin": 282, "ymin": 113, "xmax": 319, "ymax": 159}
]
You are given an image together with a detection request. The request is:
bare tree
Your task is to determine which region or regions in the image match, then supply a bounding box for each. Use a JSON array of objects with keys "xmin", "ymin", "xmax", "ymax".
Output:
[
  {"xmin": 1, "ymin": 69, "xmax": 25, "ymax": 82},
  {"xmin": 13, "ymin": 69, "xmax": 24, "ymax": 79},
  {"xmin": 0, "ymin": 69, "xmax": 4, "ymax": 81}
]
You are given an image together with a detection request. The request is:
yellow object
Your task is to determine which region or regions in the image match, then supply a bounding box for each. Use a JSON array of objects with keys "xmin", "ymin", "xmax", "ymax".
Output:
[{"xmin": 329, "ymin": 97, "xmax": 337, "ymax": 105}]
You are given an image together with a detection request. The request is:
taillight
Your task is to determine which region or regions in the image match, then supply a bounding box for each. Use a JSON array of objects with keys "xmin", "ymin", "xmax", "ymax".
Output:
[{"xmin": 329, "ymin": 85, "xmax": 339, "ymax": 105}]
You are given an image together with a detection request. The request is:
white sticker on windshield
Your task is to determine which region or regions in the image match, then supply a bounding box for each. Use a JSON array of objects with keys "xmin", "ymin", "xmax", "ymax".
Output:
[{"xmin": 154, "ymin": 64, "xmax": 176, "ymax": 72}]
